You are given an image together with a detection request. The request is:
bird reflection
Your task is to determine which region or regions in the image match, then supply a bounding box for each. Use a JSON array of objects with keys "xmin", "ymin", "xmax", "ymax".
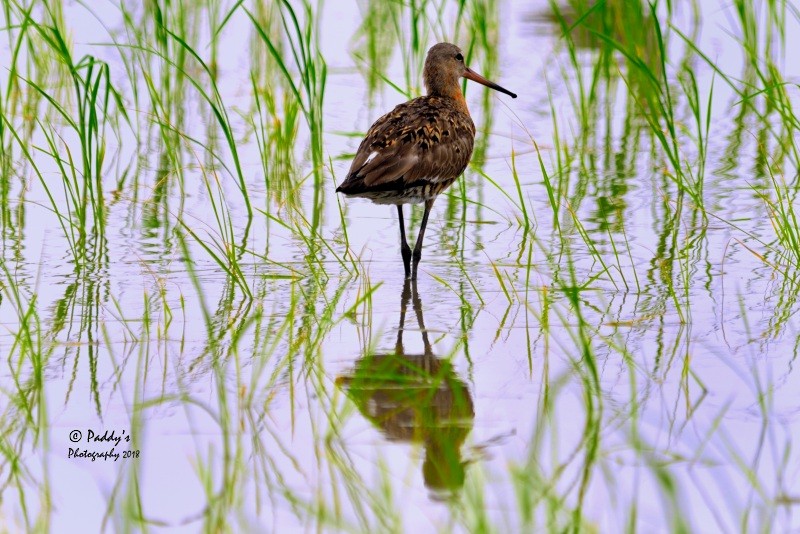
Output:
[{"xmin": 337, "ymin": 280, "xmax": 474, "ymax": 499}]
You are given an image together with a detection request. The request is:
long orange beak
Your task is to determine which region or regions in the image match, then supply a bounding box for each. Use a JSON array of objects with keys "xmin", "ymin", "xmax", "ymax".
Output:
[{"xmin": 463, "ymin": 67, "xmax": 517, "ymax": 98}]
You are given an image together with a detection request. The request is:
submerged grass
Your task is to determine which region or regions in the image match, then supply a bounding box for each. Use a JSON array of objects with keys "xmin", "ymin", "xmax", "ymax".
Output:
[{"xmin": 1, "ymin": 261, "xmax": 51, "ymax": 532}]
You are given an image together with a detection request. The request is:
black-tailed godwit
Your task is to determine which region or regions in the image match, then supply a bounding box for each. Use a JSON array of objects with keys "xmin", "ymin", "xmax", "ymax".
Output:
[{"xmin": 337, "ymin": 42, "xmax": 516, "ymax": 279}]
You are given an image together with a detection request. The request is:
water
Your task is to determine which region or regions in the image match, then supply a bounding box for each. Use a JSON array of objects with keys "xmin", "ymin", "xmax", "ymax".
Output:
[{"xmin": 1, "ymin": 0, "xmax": 799, "ymax": 531}]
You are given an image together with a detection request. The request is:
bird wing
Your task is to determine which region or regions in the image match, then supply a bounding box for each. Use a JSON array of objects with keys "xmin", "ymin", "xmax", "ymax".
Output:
[{"xmin": 338, "ymin": 96, "xmax": 475, "ymax": 194}]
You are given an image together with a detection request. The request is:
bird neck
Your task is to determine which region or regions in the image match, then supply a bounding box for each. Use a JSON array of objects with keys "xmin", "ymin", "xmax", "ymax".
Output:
[{"xmin": 426, "ymin": 84, "xmax": 470, "ymax": 114}]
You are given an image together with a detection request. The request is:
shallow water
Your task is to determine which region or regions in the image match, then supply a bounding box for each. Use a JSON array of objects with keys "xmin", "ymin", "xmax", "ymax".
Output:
[{"xmin": 1, "ymin": 0, "xmax": 799, "ymax": 531}]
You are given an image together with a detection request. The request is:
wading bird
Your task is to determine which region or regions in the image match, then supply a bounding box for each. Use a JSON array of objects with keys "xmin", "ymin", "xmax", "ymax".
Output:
[{"xmin": 336, "ymin": 42, "xmax": 516, "ymax": 279}]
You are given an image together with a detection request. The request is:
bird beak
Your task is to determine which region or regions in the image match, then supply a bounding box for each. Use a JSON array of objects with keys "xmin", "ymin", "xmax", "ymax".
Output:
[{"xmin": 463, "ymin": 67, "xmax": 517, "ymax": 98}]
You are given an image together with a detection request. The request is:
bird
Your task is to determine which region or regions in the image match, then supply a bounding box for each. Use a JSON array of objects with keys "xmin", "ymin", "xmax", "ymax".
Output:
[{"xmin": 336, "ymin": 42, "xmax": 517, "ymax": 280}]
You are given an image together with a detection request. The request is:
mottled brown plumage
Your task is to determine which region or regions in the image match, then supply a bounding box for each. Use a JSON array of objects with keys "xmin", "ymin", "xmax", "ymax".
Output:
[
  {"xmin": 337, "ymin": 95, "xmax": 475, "ymax": 204},
  {"xmin": 337, "ymin": 42, "xmax": 516, "ymax": 279}
]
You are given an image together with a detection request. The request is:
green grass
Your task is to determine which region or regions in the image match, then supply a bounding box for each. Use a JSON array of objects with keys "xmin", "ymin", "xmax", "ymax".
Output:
[{"xmin": 0, "ymin": 0, "xmax": 799, "ymax": 531}]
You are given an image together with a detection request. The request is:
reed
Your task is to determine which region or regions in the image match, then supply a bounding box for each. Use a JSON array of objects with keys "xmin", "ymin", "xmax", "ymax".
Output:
[{"xmin": 0, "ymin": 0, "xmax": 798, "ymax": 531}]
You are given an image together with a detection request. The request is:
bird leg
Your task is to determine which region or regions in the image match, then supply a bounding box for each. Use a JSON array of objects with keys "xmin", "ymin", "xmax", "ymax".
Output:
[
  {"xmin": 411, "ymin": 199, "xmax": 435, "ymax": 280},
  {"xmin": 397, "ymin": 205, "xmax": 412, "ymax": 279}
]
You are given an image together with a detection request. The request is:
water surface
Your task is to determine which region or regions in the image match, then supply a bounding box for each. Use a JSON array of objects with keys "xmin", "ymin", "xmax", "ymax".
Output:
[{"xmin": 1, "ymin": 0, "xmax": 799, "ymax": 531}]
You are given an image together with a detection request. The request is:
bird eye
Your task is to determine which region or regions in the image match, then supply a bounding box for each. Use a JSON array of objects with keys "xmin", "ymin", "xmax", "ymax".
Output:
[{"xmin": 455, "ymin": 53, "xmax": 463, "ymax": 62}]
